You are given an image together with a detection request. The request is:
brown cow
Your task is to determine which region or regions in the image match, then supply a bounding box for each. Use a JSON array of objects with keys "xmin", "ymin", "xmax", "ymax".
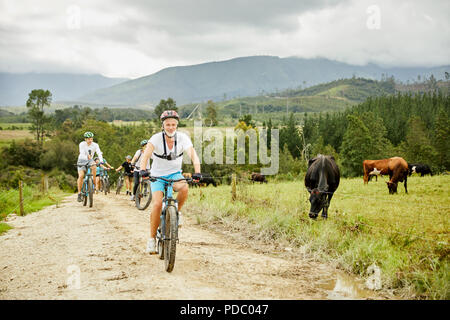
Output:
[
  {"xmin": 363, "ymin": 157, "xmax": 408, "ymax": 194},
  {"xmin": 363, "ymin": 160, "xmax": 389, "ymax": 184}
]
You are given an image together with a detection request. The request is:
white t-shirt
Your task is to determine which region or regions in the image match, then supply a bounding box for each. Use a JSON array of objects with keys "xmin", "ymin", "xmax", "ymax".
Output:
[
  {"xmin": 149, "ymin": 131, "xmax": 193, "ymax": 176},
  {"xmin": 77, "ymin": 141, "xmax": 103, "ymax": 162},
  {"xmin": 132, "ymin": 149, "xmax": 150, "ymax": 170}
]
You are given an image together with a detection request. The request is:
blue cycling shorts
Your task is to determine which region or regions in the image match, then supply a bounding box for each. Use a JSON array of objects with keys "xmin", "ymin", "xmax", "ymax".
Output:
[{"xmin": 151, "ymin": 171, "xmax": 185, "ymax": 198}]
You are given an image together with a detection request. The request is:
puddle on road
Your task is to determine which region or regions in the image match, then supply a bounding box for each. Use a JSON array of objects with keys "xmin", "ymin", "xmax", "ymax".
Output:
[{"xmin": 319, "ymin": 270, "xmax": 378, "ymax": 300}]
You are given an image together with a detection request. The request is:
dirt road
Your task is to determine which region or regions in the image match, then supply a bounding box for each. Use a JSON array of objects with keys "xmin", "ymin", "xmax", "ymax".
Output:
[{"xmin": 0, "ymin": 193, "xmax": 390, "ymax": 300}]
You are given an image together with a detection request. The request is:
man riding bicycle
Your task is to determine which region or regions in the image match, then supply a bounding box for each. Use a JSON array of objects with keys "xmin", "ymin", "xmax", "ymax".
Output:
[
  {"xmin": 131, "ymin": 140, "xmax": 151, "ymax": 201},
  {"xmin": 139, "ymin": 110, "xmax": 201, "ymax": 254},
  {"xmin": 96, "ymin": 158, "xmax": 114, "ymax": 192},
  {"xmin": 77, "ymin": 132, "xmax": 103, "ymax": 202},
  {"xmin": 115, "ymin": 155, "xmax": 134, "ymax": 195},
  {"xmin": 94, "ymin": 157, "xmax": 108, "ymax": 193}
]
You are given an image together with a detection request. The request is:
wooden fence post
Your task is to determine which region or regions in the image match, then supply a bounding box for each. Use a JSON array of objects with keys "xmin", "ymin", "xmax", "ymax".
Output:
[
  {"xmin": 41, "ymin": 173, "xmax": 48, "ymax": 194},
  {"xmin": 231, "ymin": 174, "xmax": 237, "ymax": 201},
  {"xmin": 19, "ymin": 180, "xmax": 24, "ymax": 216}
]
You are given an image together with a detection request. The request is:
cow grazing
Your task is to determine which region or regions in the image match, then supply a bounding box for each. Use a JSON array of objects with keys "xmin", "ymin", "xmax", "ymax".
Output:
[
  {"xmin": 363, "ymin": 157, "xmax": 408, "ymax": 194},
  {"xmin": 408, "ymin": 163, "xmax": 433, "ymax": 177},
  {"xmin": 251, "ymin": 172, "xmax": 267, "ymax": 184},
  {"xmin": 363, "ymin": 160, "xmax": 389, "ymax": 184},
  {"xmin": 305, "ymin": 155, "xmax": 340, "ymax": 219},
  {"xmin": 368, "ymin": 167, "xmax": 383, "ymax": 182},
  {"xmin": 201, "ymin": 173, "xmax": 217, "ymax": 187}
]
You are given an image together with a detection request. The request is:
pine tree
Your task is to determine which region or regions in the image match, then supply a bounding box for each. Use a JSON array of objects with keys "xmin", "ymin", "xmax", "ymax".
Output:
[
  {"xmin": 434, "ymin": 108, "xmax": 450, "ymax": 171},
  {"xmin": 340, "ymin": 114, "xmax": 372, "ymax": 177}
]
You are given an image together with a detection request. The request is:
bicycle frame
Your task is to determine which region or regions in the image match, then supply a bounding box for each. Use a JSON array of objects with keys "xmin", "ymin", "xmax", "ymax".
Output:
[
  {"xmin": 82, "ymin": 165, "xmax": 93, "ymax": 196},
  {"xmin": 151, "ymin": 176, "xmax": 190, "ymax": 243}
]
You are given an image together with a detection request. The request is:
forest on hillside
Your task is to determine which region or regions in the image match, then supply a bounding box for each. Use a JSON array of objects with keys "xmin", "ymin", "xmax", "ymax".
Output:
[{"xmin": 0, "ymin": 81, "xmax": 448, "ymax": 190}]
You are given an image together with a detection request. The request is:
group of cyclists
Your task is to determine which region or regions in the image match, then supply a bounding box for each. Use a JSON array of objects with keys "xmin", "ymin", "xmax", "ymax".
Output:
[{"xmin": 76, "ymin": 110, "xmax": 202, "ymax": 254}]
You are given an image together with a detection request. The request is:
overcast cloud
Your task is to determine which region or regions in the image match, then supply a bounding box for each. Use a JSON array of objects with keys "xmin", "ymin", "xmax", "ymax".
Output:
[{"xmin": 0, "ymin": 0, "xmax": 448, "ymax": 78}]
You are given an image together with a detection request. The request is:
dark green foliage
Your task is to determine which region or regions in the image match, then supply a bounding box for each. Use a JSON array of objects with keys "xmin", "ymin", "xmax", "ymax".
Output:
[
  {"xmin": 154, "ymin": 98, "xmax": 177, "ymax": 119},
  {"xmin": 340, "ymin": 115, "xmax": 373, "ymax": 177},
  {"xmin": 3, "ymin": 139, "xmax": 43, "ymax": 169}
]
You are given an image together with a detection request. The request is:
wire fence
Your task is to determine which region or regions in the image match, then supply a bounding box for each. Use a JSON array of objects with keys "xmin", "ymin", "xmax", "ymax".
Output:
[
  {"xmin": 189, "ymin": 173, "xmax": 449, "ymax": 246},
  {"xmin": 0, "ymin": 175, "xmax": 54, "ymax": 218}
]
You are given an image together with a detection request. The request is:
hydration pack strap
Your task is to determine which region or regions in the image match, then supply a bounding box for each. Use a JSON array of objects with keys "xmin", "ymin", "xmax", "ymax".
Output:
[{"xmin": 154, "ymin": 131, "xmax": 183, "ymax": 160}]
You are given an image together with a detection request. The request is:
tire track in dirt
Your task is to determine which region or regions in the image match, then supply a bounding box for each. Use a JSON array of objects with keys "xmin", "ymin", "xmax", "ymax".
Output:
[{"xmin": 0, "ymin": 193, "xmax": 389, "ymax": 300}]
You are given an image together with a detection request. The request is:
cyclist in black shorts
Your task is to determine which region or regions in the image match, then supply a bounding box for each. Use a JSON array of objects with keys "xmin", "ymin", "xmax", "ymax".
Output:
[{"xmin": 115, "ymin": 155, "xmax": 134, "ymax": 195}]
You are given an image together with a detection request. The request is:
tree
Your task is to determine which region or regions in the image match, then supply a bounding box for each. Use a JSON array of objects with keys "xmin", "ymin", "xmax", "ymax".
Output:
[
  {"xmin": 434, "ymin": 108, "xmax": 450, "ymax": 171},
  {"xmin": 26, "ymin": 89, "xmax": 52, "ymax": 144},
  {"xmin": 279, "ymin": 113, "xmax": 302, "ymax": 159},
  {"xmin": 205, "ymin": 100, "xmax": 218, "ymax": 126},
  {"xmin": 154, "ymin": 98, "xmax": 177, "ymax": 119},
  {"xmin": 238, "ymin": 114, "xmax": 255, "ymax": 127},
  {"xmin": 359, "ymin": 111, "xmax": 392, "ymax": 159},
  {"xmin": 340, "ymin": 114, "xmax": 373, "ymax": 177},
  {"xmin": 401, "ymin": 116, "xmax": 437, "ymax": 166}
]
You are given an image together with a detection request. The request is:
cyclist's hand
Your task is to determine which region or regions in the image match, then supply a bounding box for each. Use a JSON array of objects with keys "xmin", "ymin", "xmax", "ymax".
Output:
[
  {"xmin": 139, "ymin": 170, "xmax": 149, "ymax": 177},
  {"xmin": 192, "ymin": 173, "xmax": 202, "ymax": 182}
]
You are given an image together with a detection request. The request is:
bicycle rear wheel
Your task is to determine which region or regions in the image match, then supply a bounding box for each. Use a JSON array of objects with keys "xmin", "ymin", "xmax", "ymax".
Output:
[
  {"xmin": 88, "ymin": 178, "xmax": 94, "ymax": 207},
  {"xmin": 164, "ymin": 206, "xmax": 178, "ymax": 272},
  {"xmin": 135, "ymin": 180, "xmax": 152, "ymax": 210}
]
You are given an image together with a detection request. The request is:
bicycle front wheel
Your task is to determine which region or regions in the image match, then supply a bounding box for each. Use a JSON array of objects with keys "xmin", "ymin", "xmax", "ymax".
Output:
[
  {"xmin": 135, "ymin": 180, "xmax": 152, "ymax": 210},
  {"xmin": 104, "ymin": 177, "xmax": 109, "ymax": 195},
  {"xmin": 164, "ymin": 206, "xmax": 178, "ymax": 272},
  {"xmin": 116, "ymin": 177, "xmax": 123, "ymax": 194},
  {"xmin": 88, "ymin": 178, "xmax": 94, "ymax": 207},
  {"xmin": 82, "ymin": 182, "xmax": 87, "ymax": 206}
]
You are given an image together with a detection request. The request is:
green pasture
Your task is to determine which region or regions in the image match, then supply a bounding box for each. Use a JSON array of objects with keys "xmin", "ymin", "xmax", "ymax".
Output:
[
  {"xmin": 0, "ymin": 122, "xmax": 31, "ymax": 130},
  {"xmin": 188, "ymin": 175, "xmax": 449, "ymax": 299}
]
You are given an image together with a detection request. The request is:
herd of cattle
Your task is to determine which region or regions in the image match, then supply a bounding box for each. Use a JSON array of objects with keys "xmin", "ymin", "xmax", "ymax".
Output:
[
  {"xmin": 182, "ymin": 155, "xmax": 433, "ymax": 220},
  {"xmin": 305, "ymin": 155, "xmax": 433, "ymax": 220}
]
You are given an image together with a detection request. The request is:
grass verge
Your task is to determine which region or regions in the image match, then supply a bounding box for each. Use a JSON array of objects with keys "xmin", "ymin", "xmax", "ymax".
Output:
[
  {"xmin": 0, "ymin": 185, "xmax": 71, "ymax": 222},
  {"xmin": 188, "ymin": 175, "xmax": 449, "ymax": 299}
]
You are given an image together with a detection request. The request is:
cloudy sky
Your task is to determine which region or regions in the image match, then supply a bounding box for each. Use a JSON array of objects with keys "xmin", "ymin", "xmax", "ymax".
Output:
[{"xmin": 0, "ymin": 0, "xmax": 449, "ymax": 79}]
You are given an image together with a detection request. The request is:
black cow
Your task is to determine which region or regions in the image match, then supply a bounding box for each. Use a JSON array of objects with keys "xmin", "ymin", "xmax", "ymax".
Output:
[
  {"xmin": 200, "ymin": 173, "xmax": 217, "ymax": 187},
  {"xmin": 408, "ymin": 163, "xmax": 433, "ymax": 177},
  {"xmin": 305, "ymin": 155, "xmax": 340, "ymax": 219},
  {"xmin": 251, "ymin": 173, "xmax": 267, "ymax": 184}
]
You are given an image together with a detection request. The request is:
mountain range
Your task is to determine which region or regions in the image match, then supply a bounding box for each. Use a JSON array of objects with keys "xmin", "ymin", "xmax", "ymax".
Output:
[
  {"xmin": 0, "ymin": 73, "xmax": 127, "ymax": 106},
  {"xmin": 1, "ymin": 56, "xmax": 448, "ymax": 107}
]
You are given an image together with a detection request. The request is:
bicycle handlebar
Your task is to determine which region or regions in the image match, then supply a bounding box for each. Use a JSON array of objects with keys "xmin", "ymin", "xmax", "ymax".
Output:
[{"xmin": 147, "ymin": 176, "xmax": 192, "ymax": 183}]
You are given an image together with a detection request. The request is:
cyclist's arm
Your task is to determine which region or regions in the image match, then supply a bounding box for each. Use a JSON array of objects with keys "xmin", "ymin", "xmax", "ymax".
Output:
[
  {"xmin": 115, "ymin": 165, "xmax": 123, "ymax": 172},
  {"xmin": 139, "ymin": 142, "xmax": 154, "ymax": 170},
  {"xmin": 186, "ymin": 146, "xmax": 201, "ymax": 174},
  {"xmin": 95, "ymin": 144, "xmax": 104, "ymax": 163},
  {"xmin": 131, "ymin": 153, "xmax": 138, "ymax": 166}
]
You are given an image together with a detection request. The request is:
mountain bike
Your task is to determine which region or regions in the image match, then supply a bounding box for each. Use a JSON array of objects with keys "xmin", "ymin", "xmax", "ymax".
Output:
[
  {"xmin": 150, "ymin": 176, "xmax": 191, "ymax": 273},
  {"xmin": 116, "ymin": 172, "xmax": 124, "ymax": 194},
  {"xmin": 100, "ymin": 169, "xmax": 111, "ymax": 195},
  {"xmin": 135, "ymin": 171, "xmax": 152, "ymax": 210},
  {"xmin": 80, "ymin": 163, "xmax": 94, "ymax": 207}
]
